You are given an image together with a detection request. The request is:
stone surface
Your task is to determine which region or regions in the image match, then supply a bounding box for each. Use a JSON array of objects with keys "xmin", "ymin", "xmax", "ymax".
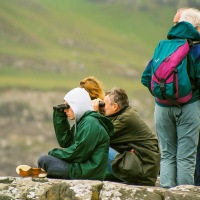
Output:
[{"xmin": 0, "ymin": 177, "xmax": 200, "ymax": 200}]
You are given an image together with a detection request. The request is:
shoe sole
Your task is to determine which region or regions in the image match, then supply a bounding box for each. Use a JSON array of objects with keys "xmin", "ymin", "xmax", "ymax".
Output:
[{"xmin": 16, "ymin": 165, "xmax": 47, "ymax": 178}]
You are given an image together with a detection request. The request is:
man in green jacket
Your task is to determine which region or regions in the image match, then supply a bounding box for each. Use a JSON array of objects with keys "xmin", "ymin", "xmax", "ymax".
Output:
[
  {"xmin": 16, "ymin": 87, "xmax": 114, "ymax": 180},
  {"xmin": 93, "ymin": 88, "xmax": 160, "ymax": 186}
]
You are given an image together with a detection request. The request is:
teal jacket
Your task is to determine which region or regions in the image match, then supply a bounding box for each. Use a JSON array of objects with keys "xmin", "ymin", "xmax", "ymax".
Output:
[
  {"xmin": 49, "ymin": 110, "xmax": 114, "ymax": 181},
  {"xmin": 141, "ymin": 22, "xmax": 200, "ymax": 106}
]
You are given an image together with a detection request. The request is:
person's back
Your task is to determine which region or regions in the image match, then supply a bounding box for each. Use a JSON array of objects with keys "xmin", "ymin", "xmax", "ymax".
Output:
[
  {"xmin": 66, "ymin": 110, "xmax": 112, "ymax": 180},
  {"xmin": 178, "ymin": 8, "xmax": 200, "ymax": 187},
  {"xmin": 102, "ymin": 88, "xmax": 160, "ymax": 186},
  {"xmin": 141, "ymin": 8, "xmax": 200, "ymax": 188},
  {"xmin": 109, "ymin": 106, "xmax": 160, "ymax": 185}
]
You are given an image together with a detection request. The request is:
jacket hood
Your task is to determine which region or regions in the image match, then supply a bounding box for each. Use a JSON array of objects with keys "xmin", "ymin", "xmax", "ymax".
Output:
[
  {"xmin": 64, "ymin": 87, "xmax": 94, "ymax": 122},
  {"xmin": 84, "ymin": 111, "xmax": 114, "ymax": 136},
  {"xmin": 167, "ymin": 21, "xmax": 200, "ymax": 41}
]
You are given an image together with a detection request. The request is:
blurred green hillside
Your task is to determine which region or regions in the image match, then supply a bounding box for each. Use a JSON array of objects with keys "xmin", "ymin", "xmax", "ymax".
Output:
[
  {"xmin": 1, "ymin": 0, "xmax": 200, "ymax": 177},
  {"xmin": 1, "ymin": 0, "xmax": 200, "ymax": 99},
  {"xmin": 0, "ymin": 0, "xmax": 179, "ymax": 95}
]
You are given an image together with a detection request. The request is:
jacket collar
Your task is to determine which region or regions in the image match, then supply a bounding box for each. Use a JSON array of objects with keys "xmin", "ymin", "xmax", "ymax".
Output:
[
  {"xmin": 167, "ymin": 21, "xmax": 200, "ymax": 41},
  {"xmin": 106, "ymin": 106, "xmax": 129, "ymax": 118}
]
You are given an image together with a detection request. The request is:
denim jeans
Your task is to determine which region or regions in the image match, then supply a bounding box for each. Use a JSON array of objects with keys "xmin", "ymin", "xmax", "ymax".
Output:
[
  {"xmin": 107, "ymin": 147, "xmax": 118, "ymax": 173},
  {"xmin": 38, "ymin": 155, "xmax": 69, "ymax": 179},
  {"xmin": 154, "ymin": 100, "xmax": 200, "ymax": 188},
  {"xmin": 195, "ymin": 132, "xmax": 200, "ymax": 186},
  {"xmin": 105, "ymin": 147, "xmax": 124, "ymax": 182}
]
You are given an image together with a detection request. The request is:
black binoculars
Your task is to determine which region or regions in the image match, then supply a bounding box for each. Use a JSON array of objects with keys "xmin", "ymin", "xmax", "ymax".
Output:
[
  {"xmin": 53, "ymin": 104, "xmax": 70, "ymax": 111},
  {"xmin": 54, "ymin": 101, "xmax": 105, "ymax": 111},
  {"xmin": 99, "ymin": 101, "xmax": 105, "ymax": 107}
]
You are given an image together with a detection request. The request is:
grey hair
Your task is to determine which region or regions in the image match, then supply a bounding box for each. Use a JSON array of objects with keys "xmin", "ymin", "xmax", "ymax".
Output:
[
  {"xmin": 105, "ymin": 88, "xmax": 129, "ymax": 109},
  {"xmin": 179, "ymin": 8, "xmax": 200, "ymax": 29}
]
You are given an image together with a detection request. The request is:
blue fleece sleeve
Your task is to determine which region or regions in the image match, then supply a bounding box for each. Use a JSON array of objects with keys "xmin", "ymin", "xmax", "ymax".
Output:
[{"xmin": 191, "ymin": 44, "xmax": 200, "ymax": 88}]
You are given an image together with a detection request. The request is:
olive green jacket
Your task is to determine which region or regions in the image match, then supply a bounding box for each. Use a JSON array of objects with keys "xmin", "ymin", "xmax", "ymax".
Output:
[
  {"xmin": 49, "ymin": 110, "xmax": 114, "ymax": 180},
  {"xmin": 108, "ymin": 106, "xmax": 160, "ymax": 186}
]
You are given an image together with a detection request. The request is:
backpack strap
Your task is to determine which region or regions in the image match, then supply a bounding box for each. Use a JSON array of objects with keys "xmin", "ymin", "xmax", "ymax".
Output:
[
  {"xmin": 187, "ymin": 40, "xmax": 200, "ymax": 90},
  {"xmin": 187, "ymin": 39, "xmax": 194, "ymax": 47}
]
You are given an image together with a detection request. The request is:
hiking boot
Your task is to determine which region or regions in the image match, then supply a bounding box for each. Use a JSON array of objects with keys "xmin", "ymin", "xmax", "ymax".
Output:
[{"xmin": 16, "ymin": 165, "xmax": 47, "ymax": 178}]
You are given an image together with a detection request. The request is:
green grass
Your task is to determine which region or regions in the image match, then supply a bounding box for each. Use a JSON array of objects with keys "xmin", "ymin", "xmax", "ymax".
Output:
[
  {"xmin": 0, "ymin": 0, "xmax": 178, "ymax": 94},
  {"xmin": 0, "ymin": 66, "xmax": 143, "ymax": 100},
  {"xmin": 0, "ymin": 67, "xmax": 80, "ymax": 90}
]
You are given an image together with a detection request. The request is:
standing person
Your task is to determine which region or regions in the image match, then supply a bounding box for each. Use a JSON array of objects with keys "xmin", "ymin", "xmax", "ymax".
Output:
[
  {"xmin": 93, "ymin": 88, "xmax": 160, "ymax": 186},
  {"xmin": 166, "ymin": 6, "xmax": 200, "ymax": 187},
  {"xmin": 179, "ymin": 8, "xmax": 200, "ymax": 187},
  {"xmin": 141, "ymin": 9, "xmax": 200, "ymax": 188},
  {"xmin": 16, "ymin": 87, "xmax": 114, "ymax": 180}
]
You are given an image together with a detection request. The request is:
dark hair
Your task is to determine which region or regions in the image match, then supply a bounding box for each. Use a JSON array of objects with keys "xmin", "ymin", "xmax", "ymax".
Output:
[{"xmin": 105, "ymin": 88, "xmax": 129, "ymax": 109}]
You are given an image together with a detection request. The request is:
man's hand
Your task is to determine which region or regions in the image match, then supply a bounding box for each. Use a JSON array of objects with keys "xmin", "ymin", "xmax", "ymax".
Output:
[{"xmin": 92, "ymin": 98, "xmax": 103, "ymax": 112}]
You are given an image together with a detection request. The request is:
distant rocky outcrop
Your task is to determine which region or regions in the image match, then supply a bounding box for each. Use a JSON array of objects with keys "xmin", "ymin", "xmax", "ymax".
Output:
[{"xmin": 1, "ymin": 177, "xmax": 200, "ymax": 200}]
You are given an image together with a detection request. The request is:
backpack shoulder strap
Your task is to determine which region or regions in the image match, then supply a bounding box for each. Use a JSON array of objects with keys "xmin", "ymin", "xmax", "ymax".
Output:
[
  {"xmin": 187, "ymin": 39, "xmax": 194, "ymax": 47},
  {"xmin": 193, "ymin": 41, "xmax": 200, "ymax": 45},
  {"xmin": 187, "ymin": 40, "xmax": 200, "ymax": 90},
  {"xmin": 187, "ymin": 39, "xmax": 200, "ymax": 46}
]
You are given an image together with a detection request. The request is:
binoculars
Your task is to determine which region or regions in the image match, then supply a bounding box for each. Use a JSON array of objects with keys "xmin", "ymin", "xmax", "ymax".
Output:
[
  {"xmin": 53, "ymin": 104, "xmax": 70, "ymax": 111},
  {"xmin": 54, "ymin": 101, "xmax": 105, "ymax": 111},
  {"xmin": 99, "ymin": 101, "xmax": 105, "ymax": 107}
]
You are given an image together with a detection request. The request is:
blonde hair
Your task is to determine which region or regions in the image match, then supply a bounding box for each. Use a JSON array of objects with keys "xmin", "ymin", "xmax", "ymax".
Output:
[
  {"xmin": 79, "ymin": 76, "xmax": 105, "ymax": 100},
  {"xmin": 173, "ymin": 8, "xmax": 188, "ymax": 24},
  {"xmin": 179, "ymin": 8, "xmax": 200, "ymax": 28}
]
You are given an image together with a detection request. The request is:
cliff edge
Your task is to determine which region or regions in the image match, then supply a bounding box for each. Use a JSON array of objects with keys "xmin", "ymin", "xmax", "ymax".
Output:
[{"xmin": 1, "ymin": 177, "xmax": 200, "ymax": 200}]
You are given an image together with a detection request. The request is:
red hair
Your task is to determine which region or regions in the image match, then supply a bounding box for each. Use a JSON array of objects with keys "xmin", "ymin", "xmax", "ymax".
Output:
[{"xmin": 80, "ymin": 76, "xmax": 105, "ymax": 100}]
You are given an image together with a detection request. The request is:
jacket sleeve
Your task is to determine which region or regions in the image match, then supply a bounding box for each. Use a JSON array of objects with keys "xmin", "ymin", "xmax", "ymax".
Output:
[
  {"xmin": 52, "ymin": 109, "xmax": 73, "ymax": 148},
  {"xmin": 194, "ymin": 45, "xmax": 200, "ymax": 88},
  {"xmin": 49, "ymin": 117, "xmax": 105, "ymax": 162},
  {"xmin": 141, "ymin": 59, "xmax": 153, "ymax": 94}
]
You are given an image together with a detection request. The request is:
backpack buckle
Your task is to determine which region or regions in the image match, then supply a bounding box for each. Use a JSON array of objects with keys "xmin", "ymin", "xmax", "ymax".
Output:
[{"xmin": 160, "ymin": 79, "xmax": 166, "ymax": 92}]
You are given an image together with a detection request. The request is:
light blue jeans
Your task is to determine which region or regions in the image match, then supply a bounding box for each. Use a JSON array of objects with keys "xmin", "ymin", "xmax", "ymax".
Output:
[
  {"xmin": 154, "ymin": 100, "xmax": 200, "ymax": 188},
  {"xmin": 107, "ymin": 147, "xmax": 119, "ymax": 173},
  {"xmin": 105, "ymin": 147, "xmax": 124, "ymax": 182}
]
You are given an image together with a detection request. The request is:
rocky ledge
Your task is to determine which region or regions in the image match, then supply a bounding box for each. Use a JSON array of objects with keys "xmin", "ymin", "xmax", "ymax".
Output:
[{"xmin": 0, "ymin": 177, "xmax": 200, "ymax": 200}]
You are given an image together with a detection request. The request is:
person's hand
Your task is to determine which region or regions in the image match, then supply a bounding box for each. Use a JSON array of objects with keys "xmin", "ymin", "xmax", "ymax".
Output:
[
  {"xmin": 92, "ymin": 98, "xmax": 103, "ymax": 112},
  {"xmin": 53, "ymin": 106, "xmax": 67, "ymax": 118}
]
